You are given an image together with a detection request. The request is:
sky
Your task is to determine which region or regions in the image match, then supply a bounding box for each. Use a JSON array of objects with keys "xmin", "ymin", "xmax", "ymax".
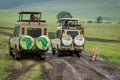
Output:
[{"xmin": 0, "ymin": 0, "xmax": 52, "ymax": 9}]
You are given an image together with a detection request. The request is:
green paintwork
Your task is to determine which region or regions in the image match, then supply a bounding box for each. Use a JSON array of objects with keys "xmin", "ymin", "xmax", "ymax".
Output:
[
  {"xmin": 37, "ymin": 37, "xmax": 48, "ymax": 49},
  {"xmin": 22, "ymin": 37, "xmax": 33, "ymax": 49}
]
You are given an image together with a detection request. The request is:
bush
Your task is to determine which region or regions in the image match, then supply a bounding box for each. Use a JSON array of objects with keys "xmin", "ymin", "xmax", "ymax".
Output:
[{"xmin": 87, "ymin": 20, "xmax": 93, "ymax": 23}]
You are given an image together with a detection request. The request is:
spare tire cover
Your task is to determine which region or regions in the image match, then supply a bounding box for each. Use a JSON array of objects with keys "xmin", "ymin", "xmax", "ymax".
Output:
[
  {"xmin": 20, "ymin": 35, "xmax": 34, "ymax": 50},
  {"xmin": 36, "ymin": 36, "xmax": 50, "ymax": 50},
  {"xmin": 74, "ymin": 35, "xmax": 85, "ymax": 46},
  {"xmin": 62, "ymin": 35, "xmax": 73, "ymax": 46}
]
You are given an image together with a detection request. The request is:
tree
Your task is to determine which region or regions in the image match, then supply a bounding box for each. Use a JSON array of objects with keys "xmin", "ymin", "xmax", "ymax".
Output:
[
  {"xmin": 57, "ymin": 11, "xmax": 73, "ymax": 20},
  {"xmin": 96, "ymin": 16, "xmax": 102, "ymax": 23}
]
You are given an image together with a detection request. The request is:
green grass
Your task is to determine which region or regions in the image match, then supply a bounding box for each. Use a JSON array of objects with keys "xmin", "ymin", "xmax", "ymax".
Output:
[
  {"xmin": 83, "ymin": 24, "xmax": 120, "ymax": 40},
  {"xmin": 0, "ymin": 34, "xmax": 13, "ymax": 80},
  {"xmin": 0, "ymin": 29, "xmax": 14, "ymax": 34},
  {"xmin": 0, "ymin": 10, "xmax": 18, "ymax": 28},
  {"xmin": 85, "ymin": 41, "xmax": 120, "ymax": 66}
]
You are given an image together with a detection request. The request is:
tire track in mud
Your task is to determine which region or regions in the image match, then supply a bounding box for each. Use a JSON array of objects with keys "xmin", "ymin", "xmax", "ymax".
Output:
[
  {"xmin": 64, "ymin": 56, "xmax": 120, "ymax": 80},
  {"xmin": 64, "ymin": 57, "xmax": 108, "ymax": 80},
  {"xmin": 4, "ymin": 54, "xmax": 120, "ymax": 80},
  {"xmin": 46, "ymin": 56, "xmax": 120, "ymax": 80},
  {"xmin": 5, "ymin": 59, "xmax": 42, "ymax": 80},
  {"xmin": 62, "ymin": 60, "xmax": 82, "ymax": 80},
  {"xmin": 45, "ymin": 57, "xmax": 75, "ymax": 80}
]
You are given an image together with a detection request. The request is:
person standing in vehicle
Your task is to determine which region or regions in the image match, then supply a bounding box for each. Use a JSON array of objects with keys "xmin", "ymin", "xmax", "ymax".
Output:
[{"xmin": 30, "ymin": 14, "xmax": 35, "ymax": 20}]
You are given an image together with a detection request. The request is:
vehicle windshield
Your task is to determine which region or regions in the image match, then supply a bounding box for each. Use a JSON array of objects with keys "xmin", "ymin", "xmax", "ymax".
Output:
[
  {"xmin": 27, "ymin": 28, "xmax": 41, "ymax": 38},
  {"xmin": 67, "ymin": 31, "xmax": 78, "ymax": 38}
]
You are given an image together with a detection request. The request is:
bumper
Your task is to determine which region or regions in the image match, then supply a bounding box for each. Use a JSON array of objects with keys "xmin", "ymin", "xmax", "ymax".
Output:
[{"xmin": 59, "ymin": 46, "xmax": 84, "ymax": 52}]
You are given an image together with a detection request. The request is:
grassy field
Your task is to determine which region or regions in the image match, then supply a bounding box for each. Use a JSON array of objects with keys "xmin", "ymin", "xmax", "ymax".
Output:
[
  {"xmin": 83, "ymin": 24, "xmax": 120, "ymax": 40},
  {"xmin": 85, "ymin": 41, "xmax": 120, "ymax": 66},
  {"xmin": 0, "ymin": 10, "xmax": 120, "ymax": 79},
  {"xmin": 0, "ymin": 34, "xmax": 13, "ymax": 80},
  {"xmin": 0, "ymin": 29, "xmax": 13, "ymax": 34},
  {"xmin": 0, "ymin": 10, "xmax": 17, "ymax": 27}
]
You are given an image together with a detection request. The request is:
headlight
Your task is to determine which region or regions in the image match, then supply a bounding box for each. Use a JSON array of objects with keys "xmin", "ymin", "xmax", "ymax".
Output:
[
  {"xmin": 74, "ymin": 35, "xmax": 85, "ymax": 46},
  {"xmin": 62, "ymin": 35, "xmax": 73, "ymax": 46}
]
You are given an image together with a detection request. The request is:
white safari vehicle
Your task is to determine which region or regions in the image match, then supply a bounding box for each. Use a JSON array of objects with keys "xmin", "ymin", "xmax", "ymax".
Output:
[
  {"xmin": 51, "ymin": 18, "xmax": 85, "ymax": 57},
  {"xmin": 9, "ymin": 11, "xmax": 50, "ymax": 60}
]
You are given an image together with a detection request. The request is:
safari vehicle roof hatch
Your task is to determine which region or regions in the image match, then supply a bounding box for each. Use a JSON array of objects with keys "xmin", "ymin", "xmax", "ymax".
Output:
[{"xmin": 18, "ymin": 11, "xmax": 46, "ymax": 22}]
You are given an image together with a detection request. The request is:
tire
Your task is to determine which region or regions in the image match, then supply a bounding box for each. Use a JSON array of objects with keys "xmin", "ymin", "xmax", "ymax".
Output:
[
  {"xmin": 52, "ymin": 49, "xmax": 56, "ymax": 55},
  {"xmin": 13, "ymin": 50, "xmax": 21, "ymax": 60},
  {"xmin": 56, "ymin": 49, "xmax": 61, "ymax": 57},
  {"xmin": 9, "ymin": 46, "xmax": 13, "ymax": 56},
  {"xmin": 36, "ymin": 36, "xmax": 50, "ymax": 50},
  {"xmin": 75, "ymin": 52, "xmax": 81, "ymax": 58},
  {"xmin": 51, "ymin": 45, "xmax": 56, "ymax": 55},
  {"xmin": 20, "ymin": 35, "xmax": 34, "ymax": 50},
  {"xmin": 40, "ymin": 53, "xmax": 46, "ymax": 61}
]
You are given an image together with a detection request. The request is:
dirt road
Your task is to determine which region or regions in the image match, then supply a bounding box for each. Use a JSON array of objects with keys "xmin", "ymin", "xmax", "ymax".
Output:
[
  {"xmin": 5, "ymin": 52, "xmax": 120, "ymax": 80},
  {"xmin": 45, "ymin": 53, "xmax": 120, "ymax": 80}
]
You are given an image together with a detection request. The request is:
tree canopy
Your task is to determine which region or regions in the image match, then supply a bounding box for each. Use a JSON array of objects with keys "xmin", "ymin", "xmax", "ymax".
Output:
[
  {"xmin": 96, "ymin": 16, "xmax": 102, "ymax": 23},
  {"xmin": 57, "ymin": 11, "xmax": 73, "ymax": 20}
]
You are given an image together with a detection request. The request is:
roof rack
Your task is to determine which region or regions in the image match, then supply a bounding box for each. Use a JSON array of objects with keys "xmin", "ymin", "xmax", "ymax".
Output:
[
  {"xmin": 59, "ymin": 18, "xmax": 79, "ymax": 21},
  {"xmin": 19, "ymin": 11, "xmax": 42, "ymax": 14}
]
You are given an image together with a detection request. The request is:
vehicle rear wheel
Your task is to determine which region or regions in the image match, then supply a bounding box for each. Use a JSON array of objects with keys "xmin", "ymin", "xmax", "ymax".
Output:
[
  {"xmin": 56, "ymin": 49, "xmax": 61, "ymax": 57},
  {"xmin": 13, "ymin": 50, "xmax": 21, "ymax": 60},
  {"xmin": 51, "ymin": 47, "xmax": 55, "ymax": 55},
  {"xmin": 40, "ymin": 53, "xmax": 46, "ymax": 60},
  {"xmin": 52, "ymin": 49, "xmax": 56, "ymax": 55},
  {"xmin": 75, "ymin": 52, "xmax": 81, "ymax": 58},
  {"xmin": 51, "ymin": 43, "xmax": 55, "ymax": 55},
  {"xmin": 9, "ymin": 46, "xmax": 13, "ymax": 56}
]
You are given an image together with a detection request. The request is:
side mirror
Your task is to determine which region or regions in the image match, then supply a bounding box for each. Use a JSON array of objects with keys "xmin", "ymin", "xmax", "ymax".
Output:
[{"xmin": 10, "ymin": 34, "xmax": 14, "ymax": 37}]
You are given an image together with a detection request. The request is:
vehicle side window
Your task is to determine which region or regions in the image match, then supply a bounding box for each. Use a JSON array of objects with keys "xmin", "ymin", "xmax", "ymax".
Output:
[
  {"xmin": 13, "ymin": 26, "xmax": 20, "ymax": 37},
  {"xmin": 56, "ymin": 30, "xmax": 61, "ymax": 38}
]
